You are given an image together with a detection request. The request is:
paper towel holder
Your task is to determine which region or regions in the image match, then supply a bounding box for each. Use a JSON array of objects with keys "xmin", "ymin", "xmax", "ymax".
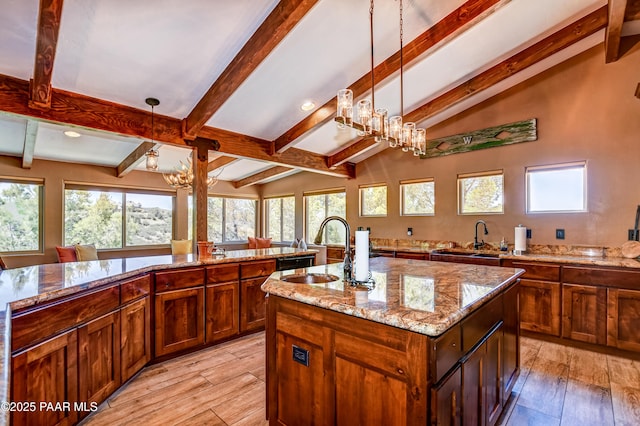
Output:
[{"xmin": 514, "ymin": 224, "xmax": 527, "ymax": 256}]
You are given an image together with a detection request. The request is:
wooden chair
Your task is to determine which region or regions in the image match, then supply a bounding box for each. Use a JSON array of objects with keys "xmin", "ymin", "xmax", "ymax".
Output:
[
  {"xmin": 170, "ymin": 240, "xmax": 192, "ymax": 255},
  {"xmin": 0, "ymin": 257, "xmax": 6, "ymax": 270}
]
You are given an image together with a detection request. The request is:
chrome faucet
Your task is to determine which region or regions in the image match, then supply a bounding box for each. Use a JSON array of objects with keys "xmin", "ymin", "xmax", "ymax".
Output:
[
  {"xmin": 474, "ymin": 220, "xmax": 489, "ymax": 250},
  {"xmin": 314, "ymin": 216, "xmax": 352, "ymax": 281}
]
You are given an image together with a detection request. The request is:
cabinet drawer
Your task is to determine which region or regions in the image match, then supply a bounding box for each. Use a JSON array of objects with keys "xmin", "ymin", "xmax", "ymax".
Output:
[
  {"xmin": 461, "ymin": 294, "xmax": 503, "ymax": 352},
  {"xmin": 563, "ymin": 266, "xmax": 640, "ymax": 289},
  {"xmin": 206, "ymin": 263, "xmax": 239, "ymax": 284},
  {"xmin": 155, "ymin": 268, "xmax": 205, "ymax": 292},
  {"xmin": 504, "ymin": 261, "xmax": 560, "ymax": 281},
  {"xmin": 433, "ymin": 324, "xmax": 462, "ymax": 383},
  {"xmin": 121, "ymin": 275, "xmax": 151, "ymax": 304},
  {"xmin": 240, "ymin": 260, "xmax": 276, "ymax": 279},
  {"xmin": 12, "ymin": 285, "xmax": 120, "ymax": 351}
]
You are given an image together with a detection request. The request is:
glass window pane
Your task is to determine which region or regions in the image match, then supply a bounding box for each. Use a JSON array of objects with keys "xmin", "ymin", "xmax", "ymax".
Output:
[
  {"xmin": 402, "ymin": 181, "xmax": 435, "ymax": 215},
  {"xmin": 305, "ymin": 194, "xmax": 326, "ymax": 244},
  {"xmin": 207, "ymin": 197, "xmax": 223, "ymax": 243},
  {"xmin": 282, "ymin": 197, "xmax": 295, "ymax": 241},
  {"xmin": 459, "ymin": 174, "xmax": 504, "ymax": 214},
  {"xmin": 325, "ymin": 193, "xmax": 346, "ymax": 244},
  {"xmin": 64, "ymin": 189, "xmax": 123, "ymax": 248},
  {"xmin": 266, "ymin": 198, "xmax": 282, "ymax": 241},
  {"xmin": 0, "ymin": 182, "xmax": 41, "ymax": 252},
  {"xmin": 360, "ymin": 186, "xmax": 387, "ymax": 216},
  {"xmin": 125, "ymin": 193, "xmax": 173, "ymax": 246},
  {"xmin": 187, "ymin": 196, "xmax": 193, "ymax": 241},
  {"xmin": 224, "ymin": 198, "xmax": 256, "ymax": 241},
  {"xmin": 527, "ymin": 164, "xmax": 586, "ymax": 212}
]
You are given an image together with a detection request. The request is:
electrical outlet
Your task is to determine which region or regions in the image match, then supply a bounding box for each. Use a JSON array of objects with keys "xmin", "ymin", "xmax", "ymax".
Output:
[
  {"xmin": 407, "ymin": 227, "xmax": 413, "ymax": 236},
  {"xmin": 526, "ymin": 229, "xmax": 532, "ymax": 238},
  {"xmin": 556, "ymin": 229, "xmax": 565, "ymax": 239},
  {"xmin": 629, "ymin": 229, "xmax": 639, "ymax": 241}
]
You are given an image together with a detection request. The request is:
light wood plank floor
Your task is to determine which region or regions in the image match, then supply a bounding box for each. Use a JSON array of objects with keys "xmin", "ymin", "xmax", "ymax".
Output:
[{"xmin": 82, "ymin": 333, "xmax": 640, "ymax": 426}]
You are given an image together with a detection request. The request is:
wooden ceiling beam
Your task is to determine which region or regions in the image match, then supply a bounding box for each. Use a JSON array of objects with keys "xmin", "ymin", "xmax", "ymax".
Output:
[
  {"xmin": 626, "ymin": 0, "xmax": 640, "ymax": 20},
  {"xmin": 327, "ymin": 138, "xmax": 377, "ymax": 169},
  {"xmin": 232, "ymin": 166, "xmax": 294, "ymax": 188},
  {"xmin": 182, "ymin": 0, "xmax": 319, "ymax": 139},
  {"xmin": 0, "ymin": 73, "xmax": 354, "ymax": 178},
  {"xmin": 272, "ymin": 0, "xmax": 511, "ymax": 153},
  {"xmin": 329, "ymin": 7, "xmax": 608, "ymax": 163},
  {"xmin": 605, "ymin": 0, "xmax": 628, "ymax": 63},
  {"xmin": 29, "ymin": 0, "xmax": 64, "ymax": 110},
  {"xmin": 208, "ymin": 155, "xmax": 238, "ymax": 173},
  {"xmin": 116, "ymin": 141, "xmax": 156, "ymax": 177},
  {"xmin": 22, "ymin": 120, "xmax": 38, "ymax": 169}
]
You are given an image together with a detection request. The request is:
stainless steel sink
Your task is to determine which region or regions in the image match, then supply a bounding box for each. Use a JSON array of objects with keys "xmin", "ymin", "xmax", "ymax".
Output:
[
  {"xmin": 280, "ymin": 273, "xmax": 340, "ymax": 284},
  {"xmin": 432, "ymin": 250, "xmax": 500, "ymax": 258}
]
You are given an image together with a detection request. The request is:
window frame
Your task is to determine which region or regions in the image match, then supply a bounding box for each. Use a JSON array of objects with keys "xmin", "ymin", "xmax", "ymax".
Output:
[
  {"xmin": 64, "ymin": 183, "xmax": 176, "ymax": 250},
  {"xmin": 400, "ymin": 178, "xmax": 435, "ymax": 216},
  {"xmin": 525, "ymin": 161, "xmax": 587, "ymax": 214},
  {"xmin": 457, "ymin": 170, "xmax": 504, "ymax": 215},
  {"xmin": 359, "ymin": 183, "xmax": 388, "ymax": 217},
  {"xmin": 264, "ymin": 195, "xmax": 295, "ymax": 242},
  {"xmin": 0, "ymin": 177, "xmax": 44, "ymax": 254},
  {"xmin": 303, "ymin": 188, "xmax": 346, "ymax": 244}
]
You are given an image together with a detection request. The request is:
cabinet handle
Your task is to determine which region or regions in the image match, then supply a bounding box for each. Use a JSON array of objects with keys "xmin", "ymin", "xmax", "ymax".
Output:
[{"xmin": 166, "ymin": 283, "xmax": 170, "ymax": 288}]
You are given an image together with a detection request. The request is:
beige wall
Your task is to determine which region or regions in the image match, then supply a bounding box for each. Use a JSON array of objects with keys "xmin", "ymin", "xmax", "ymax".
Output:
[
  {"xmin": 0, "ymin": 155, "xmax": 259, "ymax": 267},
  {"xmin": 262, "ymin": 39, "xmax": 640, "ymax": 248}
]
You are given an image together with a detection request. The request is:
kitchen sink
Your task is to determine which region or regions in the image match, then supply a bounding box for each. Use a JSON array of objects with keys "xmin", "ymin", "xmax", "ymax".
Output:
[
  {"xmin": 432, "ymin": 250, "xmax": 500, "ymax": 258},
  {"xmin": 280, "ymin": 273, "xmax": 340, "ymax": 284},
  {"xmin": 430, "ymin": 249, "xmax": 501, "ymax": 266}
]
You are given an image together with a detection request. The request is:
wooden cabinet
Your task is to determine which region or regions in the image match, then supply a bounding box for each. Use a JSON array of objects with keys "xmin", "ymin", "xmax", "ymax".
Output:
[
  {"xmin": 607, "ymin": 288, "xmax": 640, "ymax": 352},
  {"xmin": 326, "ymin": 246, "xmax": 345, "ymax": 263},
  {"xmin": 562, "ymin": 283, "xmax": 606, "ymax": 344},
  {"xmin": 240, "ymin": 260, "xmax": 275, "ymax": 333},
  {"xmin": 121, "ymin": 296, "xmax": 151, "ymax": 382},
  {"xmin": 396, "ymin": 251, "xmax": 427, "ymax": 260},
  {"xmin": 206, "ymin": 264, "xmax": 240, "ymax": 342},
  {"xmin": 11, "ymin": 329, "xmax": 79, "ymax": 426},
  {"xmin": 432, "ymin": 367, "xmax": 461, "ymax": 425},
  {"xmin": 154, "ymin": 288, "xmax": 205, "ymax": 357},
  {"xmin": 502, "ymin": 282, "xmax": 519, "ymax": 401},
  {"xmin": 78, "ymin": 311, "xmax": 121, "ymax": 412}
]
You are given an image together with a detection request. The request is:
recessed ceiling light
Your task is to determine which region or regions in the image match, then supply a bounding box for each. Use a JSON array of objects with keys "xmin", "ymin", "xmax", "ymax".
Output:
[
  {"xmin": 300, "ymin": 101, "xmax": 315, "ymax": 111},
  {"xmin": 64, "ymin": 130, "xmax": 81, "ymax": 138}
]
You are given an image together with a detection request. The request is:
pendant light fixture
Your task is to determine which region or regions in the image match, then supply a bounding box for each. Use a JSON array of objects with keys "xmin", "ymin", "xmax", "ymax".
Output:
[
  {"xmin": 335, "ymin": 0, "xmax": 426, "ymax": 156},
  {"xmin": 144, "ymin": 97, "xmax": 160, "ymax": 171}
]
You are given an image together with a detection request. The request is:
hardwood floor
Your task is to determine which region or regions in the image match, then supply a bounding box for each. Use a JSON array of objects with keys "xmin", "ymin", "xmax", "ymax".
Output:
[{"xmin": 82, "ymin": 333, "xmax": 640, "ymax": 425}]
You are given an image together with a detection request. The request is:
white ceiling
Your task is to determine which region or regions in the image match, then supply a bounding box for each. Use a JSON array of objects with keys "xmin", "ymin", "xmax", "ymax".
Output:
[{"xmin": 0, "ymin": 0, "xmax": 636, "ymax": 184}]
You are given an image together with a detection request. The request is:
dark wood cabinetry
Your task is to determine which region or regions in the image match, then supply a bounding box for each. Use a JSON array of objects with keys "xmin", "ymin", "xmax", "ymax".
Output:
[
  {"xmin": 326, "ymin": 246, "xmax": 345, "ymax": 263},
  {"xmin": 78, "ymin": 311, "xmax": 121, "ymax": 412},
  {"xmin": 154, "ymin": 287, "xmax": 205, "ymax": 357},
  {"xmin": 240, "ymin": 260, "xmax": 275, "ymax": 332},
  {"xmin": 11, "ymin": 330, "xmax": 79, "ymax": 426},
  {"xmin": 607, "ymin": 288, "xmax": 640, "ymax": 352},
  {"xmin": 562, "ymin": 283, "xmax": 607, "ymax": 344},
  {"xmin": 432, "ymin": 368, "xmax": 461, "ymax": 425},
  {"xmin": 206, "ymin": 264, "xmax": 240, "ymax": 342},
  {"xmin": 121, "ymin": 296, "xmax": 151, "ymax": 382}
]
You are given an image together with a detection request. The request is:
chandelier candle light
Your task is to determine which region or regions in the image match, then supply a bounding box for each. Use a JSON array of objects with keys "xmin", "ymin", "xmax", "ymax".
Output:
[
  {"xmin": 335, "ymin": 0, "xmax": 426, "ymax": 156},
  {"xmin": 163, "ymin": 154, "xmax": 220, "ymax": 190}
]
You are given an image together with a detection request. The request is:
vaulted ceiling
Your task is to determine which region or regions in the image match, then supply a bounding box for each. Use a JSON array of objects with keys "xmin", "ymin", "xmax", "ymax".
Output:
[{"xmin": 0, "ymin": 0, "xmax": 638, "ymax": 187}]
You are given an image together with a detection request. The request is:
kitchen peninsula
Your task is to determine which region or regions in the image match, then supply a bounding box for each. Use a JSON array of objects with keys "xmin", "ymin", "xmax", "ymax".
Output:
[
  {"xmin": 262, "ymin": 257, "xmax": 524, "ymax": 425},
  {"xmin": 0, "ymin": 247, "xmax": 316, "ymax": 426}
]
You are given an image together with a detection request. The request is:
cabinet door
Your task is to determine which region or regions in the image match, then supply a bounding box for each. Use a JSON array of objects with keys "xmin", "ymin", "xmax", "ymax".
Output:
[
  {"xmin": 78, "ymin": 311, "xmax": 121, "ymax": 410},
  {"xmin": 431, "ymin": 367, "xmax": 462, "ymax": 426},
  {"xmin": 502, "ymin": 283, "xmax": 519, "ymax": 401},
  {"xmin": 395, "ymin": 252, "xmax": 426, "ymax": 260},
  {"xmin": 121, "ymin": 296, "xmax": 151, "ymax": 382},
  {"xmin": 241, "ymin": 277, "xmax": 268, "ymax": 332},
  {"xmin": 485, "ymin": 328, "xmax": 503, "ymax": 426},
  {"xmin": 206, "ymin": 282, "xmax": 239, "ymax": 342},
  {"xmin": 562, "ymin": 284, "xmax": 606, "ymax": 344},
  {"xmin": 607, "ymin": 288, "xmax": 640, "ymax": 352},
  {"xmin": 519, "ymin": 279, "xmax": 561, "ymax": 336},
  {"xmin": 155, "ymin": 287, "xmax": 204, "ymax": 357},
  {"xmin": 12, "ymin": 329, "xmax": 78, "ymax": 426},
  {"xmin": 462, "ymin": 343, "xmax": 484, "ymax": 426}
]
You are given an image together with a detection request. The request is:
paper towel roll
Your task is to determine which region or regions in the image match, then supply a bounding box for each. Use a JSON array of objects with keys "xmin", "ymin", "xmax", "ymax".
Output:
[
  {"xmin": 355, "ymin": 230, "xmax": 370, "ymax": 282},
  {"xmin": 514, "ymin": 225, "xmax": 527, "ymax": 253}
]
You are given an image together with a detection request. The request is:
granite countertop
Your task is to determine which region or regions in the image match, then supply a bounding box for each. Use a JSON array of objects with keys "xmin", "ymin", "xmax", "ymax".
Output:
[
  {"xmin": 261, "ymin": 257, "xmax": 524, "ymax": 337},
  {"xmin": 0, "ymin": 247, "xmax": 316, "ymax": 425}
]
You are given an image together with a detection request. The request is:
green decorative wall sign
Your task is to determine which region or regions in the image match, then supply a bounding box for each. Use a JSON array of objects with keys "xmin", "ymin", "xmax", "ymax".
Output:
[{"xmin": 420, "ymin": 118, "xmax": 537, "ymax": 158}]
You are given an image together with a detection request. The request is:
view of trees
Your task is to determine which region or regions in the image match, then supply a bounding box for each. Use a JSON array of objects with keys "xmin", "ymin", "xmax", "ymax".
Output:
[
  {"xmin": 360, "ymin": 186, "xmax": 387, "ymax": 216},
  {"xmin": 459, "ymin": 174, "xmax": 503, "ymax": 214},
  {"xmin": 0, "ymin": 182, "xmax": 40, "ymax": 252},
  {"xmin": 206, "ymin": 197, "xmax": 257, "ymax": 242},
  {"xmin": 266, "ymin": 197, "xmax": 295, "ymax": 241},
  {"xmin": 402, "ymin": 181, "xmax": 435, "ymax": 215},
  {"xmin": 305, "ymin": 192, "xmax": 346, "ymax": 244},
  {"xmin": 65, "ymin": 190, "xmax": 172, "ymax": 248}
]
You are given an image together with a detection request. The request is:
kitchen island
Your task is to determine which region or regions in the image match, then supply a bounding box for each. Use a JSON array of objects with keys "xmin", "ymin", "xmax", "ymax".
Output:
[
  {"xmin": 262, "ymin": 257, "xmax": 524, "ymax": 425},
  {"xmin": 0, "ymin": 248, "xmax": 316, "ymax": 426}
]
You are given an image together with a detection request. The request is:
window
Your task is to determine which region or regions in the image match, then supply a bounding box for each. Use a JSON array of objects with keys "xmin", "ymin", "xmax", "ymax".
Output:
[
  {"xmin": 0, "ymin": 180, "xmax": 43, "ymax": 253},
  {"xmin": 401, "ymin": 179, "xmax": 435, "ymax": 216},
  {"xmin": 526, "ymin": 162, "xmax": 587, "ymax": 213},
  {"xmin": 304, "ymin": 189, "xmax": 346, "ymax": 245},
  {"xmin": 265, "ymin": 196, "xmax": 295, "ymax": 242},
  {"xmin": 359, "ymin": 184, "xmax": 387, "ymax": 217},
  {"xmin": 458, "ymin": 170, "xmax": 504, "ymax": 215},
  {"xmin": 207, "ymin": 196, "xmax": 257, "ymax": 242},
  {"xmin": 64, "ymin": 187, "xmax": 173, "ymax": 248}
]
